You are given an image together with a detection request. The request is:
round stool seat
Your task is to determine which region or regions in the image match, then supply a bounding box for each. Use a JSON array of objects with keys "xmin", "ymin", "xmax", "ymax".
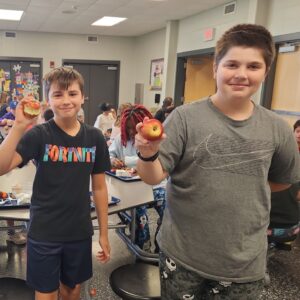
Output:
[
  {"xmin": 0, "ymin": 278, "xmax": 34, "ymax": 299},
  {"xmin": 109, "ymin": 263, "xmax": 161, "ymax": 300}
]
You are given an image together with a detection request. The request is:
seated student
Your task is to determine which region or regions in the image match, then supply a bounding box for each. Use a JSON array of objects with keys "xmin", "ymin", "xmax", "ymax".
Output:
[
  {"xmin": 109, "ymin": 104, "xmax": 166, "ymax": 253},
  {"xmin": 268, "ymin": 119, "xmax": 300, "ymax": 244},
  {"xmin": 1, "ymin": 100, "xmax": 26, "ymax": 245},
  {"xmin": 108, "ymin": 103, "xmax": 133, "ymax": 146},
  {"xmin": 268, "ymin": 184, "xmax": 300, "ymax": 244},
  {"xmin": 0, "ymin": 92, "xmax": 11, "ymax": 118},
  {"xmin": 0, "ymin": 100, "xmax": 18, "ymax": 126}
]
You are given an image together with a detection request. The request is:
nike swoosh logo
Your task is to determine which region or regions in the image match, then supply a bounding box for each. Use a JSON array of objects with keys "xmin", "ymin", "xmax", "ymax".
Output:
[{"xmin": 193, "ymin": 134, "xmax": 274, "ymax": 171}]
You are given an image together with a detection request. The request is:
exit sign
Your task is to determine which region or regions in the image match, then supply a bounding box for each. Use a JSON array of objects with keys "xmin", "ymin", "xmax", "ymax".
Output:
[{"xmin": 203, "ymin": 28, "xmax": 215, "ymax": 41}]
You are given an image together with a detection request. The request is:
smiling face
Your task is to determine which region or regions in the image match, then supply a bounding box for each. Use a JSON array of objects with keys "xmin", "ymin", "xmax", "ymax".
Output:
[
  {"xmin": 213, "ymin": 46, "xmax": 267, "ymax": 103},
  {"xmin": 48, "ymin": 81, "xmax": 84, "ymax": 121}
]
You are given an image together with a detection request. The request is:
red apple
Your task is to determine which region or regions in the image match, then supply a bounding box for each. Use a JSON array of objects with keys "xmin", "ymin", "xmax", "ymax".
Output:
[
  {"xmin": 140, "ymin": 119, "xmax": 163, "ymax": 141},
  {"xmin": 23, "ymin": 100, "xmax": 41, "ymax": 119}
]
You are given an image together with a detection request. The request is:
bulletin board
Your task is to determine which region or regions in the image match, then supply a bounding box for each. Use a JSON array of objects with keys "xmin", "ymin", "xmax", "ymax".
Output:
[{"xmin": 0, "ymin": 58, "xmax": 42, "ymax": 100}]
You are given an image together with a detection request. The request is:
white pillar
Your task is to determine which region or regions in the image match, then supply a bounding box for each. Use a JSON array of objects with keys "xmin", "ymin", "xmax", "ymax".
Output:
[{"xmin": 162, "ymin": 20, "xmax": 179, "ymax": 100}]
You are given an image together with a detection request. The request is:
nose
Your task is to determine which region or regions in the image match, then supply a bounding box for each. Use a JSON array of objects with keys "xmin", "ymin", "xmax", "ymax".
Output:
[
  {"xmin": 234, "ymin": 67, "xmax": 247, "ymax": 79},
  {"xmin": 61, "ymin": 93, "xmax": 71, "ymax": 104}
]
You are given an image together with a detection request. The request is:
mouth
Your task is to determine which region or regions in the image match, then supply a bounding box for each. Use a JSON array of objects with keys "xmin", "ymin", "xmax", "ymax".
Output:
[
  {"xmin": 229, "ymin": 83, "xmax": 249, "ymax": 87},
  {"xmin": 61, "ymin": 107, "xmax": 73, "ymax": 111}
]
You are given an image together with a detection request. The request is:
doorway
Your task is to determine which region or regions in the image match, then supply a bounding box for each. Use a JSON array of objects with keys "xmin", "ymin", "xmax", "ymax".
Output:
[
  {"xmin": 270, "ymin": 46, "xmax": 300, "ymax": 126},
  {"xmin": 63, "ymin": 60, "xmax": 120, "ymax": 126},
  {"xmin": 184, "ymin": 55, "xmax": 215, "ymax": 104}
]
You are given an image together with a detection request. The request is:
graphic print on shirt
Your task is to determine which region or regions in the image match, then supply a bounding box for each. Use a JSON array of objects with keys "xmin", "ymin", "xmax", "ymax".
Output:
[
  {"xmin": 193, "ymin": 134, "xmax": 274, "ymax": 176},
  {"xmin": 43, "ymin": 144, "xmax": 96, "ymax": 163}
]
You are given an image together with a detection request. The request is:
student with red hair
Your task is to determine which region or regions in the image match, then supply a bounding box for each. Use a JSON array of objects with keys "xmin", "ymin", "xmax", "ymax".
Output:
[{"xmin": 109, "ymin": 104, "xmax": 166, "ymax": 252}]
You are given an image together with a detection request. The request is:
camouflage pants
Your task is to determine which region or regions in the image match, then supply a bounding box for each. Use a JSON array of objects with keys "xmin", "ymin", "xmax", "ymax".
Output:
[{"xmin": 159, "ymin": 251, "xmax": 264, "ymax": 300}]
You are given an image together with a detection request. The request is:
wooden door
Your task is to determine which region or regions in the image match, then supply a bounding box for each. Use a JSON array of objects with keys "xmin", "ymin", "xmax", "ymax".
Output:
[
  {"xmin": 271, "ymin": 47, "xmax": 300, "ymax": 127},
  {"xmin": 184, "ymin": 56, "xmax": 216, "ymax": 104}
]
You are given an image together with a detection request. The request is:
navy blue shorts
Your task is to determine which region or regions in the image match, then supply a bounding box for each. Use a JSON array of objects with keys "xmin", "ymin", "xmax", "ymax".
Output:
[{"xmin": 26, "ymin": 237, "xmax": 92, "ymax": 293}]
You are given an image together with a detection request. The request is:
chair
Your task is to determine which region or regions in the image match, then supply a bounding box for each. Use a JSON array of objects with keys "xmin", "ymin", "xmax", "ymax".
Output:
[{"xmin": 109, "ymin": 263, "xmax": 161, "ymax": 300}]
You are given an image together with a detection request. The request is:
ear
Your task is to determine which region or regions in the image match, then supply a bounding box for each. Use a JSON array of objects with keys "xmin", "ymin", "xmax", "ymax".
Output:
[
  {"xmin": 81, "ymin": 94, "xmax": 85, "ymax": 105},
  {"xmin": 213, "ymin": 62, "xmax": 218, "ymax": 80}
]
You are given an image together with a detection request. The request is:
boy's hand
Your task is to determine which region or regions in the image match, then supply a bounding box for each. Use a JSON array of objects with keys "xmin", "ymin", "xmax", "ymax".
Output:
[
  {"xmin": 96, "ymin": 235, "xmax": 111, "ymax": 263},
  {"xmin": 135, "ymin": 117, "xmax": 166, "ymax": 158}
]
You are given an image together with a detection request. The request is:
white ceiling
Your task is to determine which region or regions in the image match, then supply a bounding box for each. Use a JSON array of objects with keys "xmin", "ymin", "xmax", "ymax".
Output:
[{"xmin": 0, "ymin": 0, "xmax": 230, "ymax": 37}]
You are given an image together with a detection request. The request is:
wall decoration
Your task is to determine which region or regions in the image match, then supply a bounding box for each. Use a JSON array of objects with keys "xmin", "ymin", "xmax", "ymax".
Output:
[{"xmin": 150, "ymin": 58, "xmax": 164, "ymax": 90}]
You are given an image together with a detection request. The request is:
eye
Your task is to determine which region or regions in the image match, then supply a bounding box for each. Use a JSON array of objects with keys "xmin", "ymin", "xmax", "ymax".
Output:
[
  {"xmin": 248, "ymin": 64, "xmax": 260, "ymax": 70},
  {"xmin": 225, "ymin": 62, "xmax": 237, "ymax": 69},
  {"xmin": 69, "ymin": 92, "xmax": 79, "ymax": 97},
  {"xmin": 52, "ymin": 92, "xmax": 62, "ymax": 98}
]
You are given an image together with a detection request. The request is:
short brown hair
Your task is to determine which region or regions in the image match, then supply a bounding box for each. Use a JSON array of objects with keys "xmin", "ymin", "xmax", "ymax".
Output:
[
  {"xmin": 214, "ymin": 24, "xmax": 275, "ymax": 70},
  {"xmin": 293, "ymin": 120, "xmax": 300, "ymax": 131},
  {"xmin": 43, "ymin": 67, "xmax": 84, "ymax": 100}
]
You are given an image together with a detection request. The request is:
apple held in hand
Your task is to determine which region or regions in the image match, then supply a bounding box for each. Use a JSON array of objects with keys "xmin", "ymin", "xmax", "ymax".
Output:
[
  {"xmin": 23, "ymin": 100, "xmax": 41, "ymax": 119},
  {"xmin": 140, "ymin": 119, "xmax": 163, "ymax": 141}
]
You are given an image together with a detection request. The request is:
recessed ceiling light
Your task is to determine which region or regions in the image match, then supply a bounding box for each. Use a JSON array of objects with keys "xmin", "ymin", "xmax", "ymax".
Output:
[
  {"xmin": 0, "ymin": 9, "xmax": 23, "ymax": 21},
  {"xmin": 92, "ymin": 16, "xmax": 127, "ymax": 27}
]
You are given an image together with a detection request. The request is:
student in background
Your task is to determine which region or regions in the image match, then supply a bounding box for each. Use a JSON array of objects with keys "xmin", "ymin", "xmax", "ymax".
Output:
[
  {"xmin": 108, "ymin": 102, "xmax": 132, "ymax": 146},
  {"xmin": 0, "ymin": 67, "xmax": 111, "ymax": 300},
  {"xmin": 94, "ymin": 102, "xmax": 116, "ymax": 138},
  {"xmin": 135, "ymin": 24, "xmax": 300, "ymax": 299},
  {"xmin": 0, "ymin": 92, "xmax": 11, "ymax": 118},
  {"xmin": 77, "ymin": 107, "xmax": 85, "ymax": 123},
  {"xmin": 0, "ymin": 100, "xmax": 18, "ymax": 126},
  {"xmin": 0, "ymin": 100, "xmax": 36, "ymax": 245},
  {"xmin": 43, "ymin": 108, "xmax": 54, "ymax": 122},
  {"xmin": 294, "ymin": 119, "xmax": 300, "ymax": 152},
  {"xmin": 109, "ymin": 105, "xmax": 166, "ymax": 252},
  {"xmin": 154, "ymin": 96, "xmax": 173, "ymax": 123}
]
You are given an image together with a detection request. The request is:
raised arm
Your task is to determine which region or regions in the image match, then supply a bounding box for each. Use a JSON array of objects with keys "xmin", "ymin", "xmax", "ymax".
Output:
[
  {"xmin": 0, "ymin": 98, "xmax": 37, "ymax": 175},
  {"xmin": 135, "ymin": 119, "xmax": 168, "ymax": 185}
]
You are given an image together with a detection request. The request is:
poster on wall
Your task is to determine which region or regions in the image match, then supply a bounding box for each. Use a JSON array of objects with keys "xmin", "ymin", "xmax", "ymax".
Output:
[
  {"xmin": 0, "ymin": 60, "xmax": 41, "ymax": 101},
  {"xmin": 150, "ymin": 58, "xmax": 164, "ymax": 90}
]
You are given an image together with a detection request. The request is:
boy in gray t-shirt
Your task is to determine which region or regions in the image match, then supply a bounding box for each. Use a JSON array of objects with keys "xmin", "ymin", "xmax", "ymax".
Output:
[{"xmin": 135, "ymin": 24, "xmax": 300, "ymax": 299}]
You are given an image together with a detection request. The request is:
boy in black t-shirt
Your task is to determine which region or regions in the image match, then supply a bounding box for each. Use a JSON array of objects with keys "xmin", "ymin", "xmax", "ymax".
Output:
[{"xmin": 0, "ymin": 67, "xmax": 111, "ymax": 300}]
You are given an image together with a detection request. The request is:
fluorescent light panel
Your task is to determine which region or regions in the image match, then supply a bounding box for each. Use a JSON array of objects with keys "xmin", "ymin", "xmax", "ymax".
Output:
[
  {"xmin": 0, "ymin": 9, "xmax": 23, "ymax": 21},
  {"xmin": 92, "ymin": 16, "xmax": 126, "ymax": 27}
]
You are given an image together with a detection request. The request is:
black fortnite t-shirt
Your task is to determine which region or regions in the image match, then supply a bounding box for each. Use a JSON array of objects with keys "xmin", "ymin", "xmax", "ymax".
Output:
[{"xmin": 16, "ymin": 119, "xmax": 111, "ymax": 242}]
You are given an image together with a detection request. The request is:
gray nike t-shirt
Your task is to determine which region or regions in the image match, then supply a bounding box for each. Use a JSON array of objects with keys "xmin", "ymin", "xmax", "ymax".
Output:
[{"xmin": 157, "ymin": 98, "xmax": 300, "ymax": 282}]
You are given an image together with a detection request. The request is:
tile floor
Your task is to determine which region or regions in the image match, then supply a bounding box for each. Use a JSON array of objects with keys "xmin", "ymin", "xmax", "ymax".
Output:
[{"xmin": 1, "ymin": 211, "xmax": 300, "ymax": 299}]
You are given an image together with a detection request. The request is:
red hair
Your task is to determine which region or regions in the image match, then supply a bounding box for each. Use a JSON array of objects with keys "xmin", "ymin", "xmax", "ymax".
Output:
[{"xmin": 121, "ymin": 105, "xmax": 152, "ymax": 146}]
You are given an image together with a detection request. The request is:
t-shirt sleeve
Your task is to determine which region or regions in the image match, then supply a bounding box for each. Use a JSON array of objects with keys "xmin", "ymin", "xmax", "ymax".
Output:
[
  {"xmin": 16, "ymin": 126, "xmax": 41, "ymax": 166},
  {"xmin": 92, "ymin": 129, "xmax": 111, "ymax": 174},
  {"xmin": 268, "ymin": 124, "xmax": 300, "ymax": 184},
  {"xmin": 158, "ymin": 108, "xmax": 186, "ymax": 174}
]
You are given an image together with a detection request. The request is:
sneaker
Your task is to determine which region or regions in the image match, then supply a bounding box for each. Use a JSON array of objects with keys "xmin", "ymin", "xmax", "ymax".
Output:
[{"xmin": 7, "ymin": 232, "xmax": 27, "ymax": 245}]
